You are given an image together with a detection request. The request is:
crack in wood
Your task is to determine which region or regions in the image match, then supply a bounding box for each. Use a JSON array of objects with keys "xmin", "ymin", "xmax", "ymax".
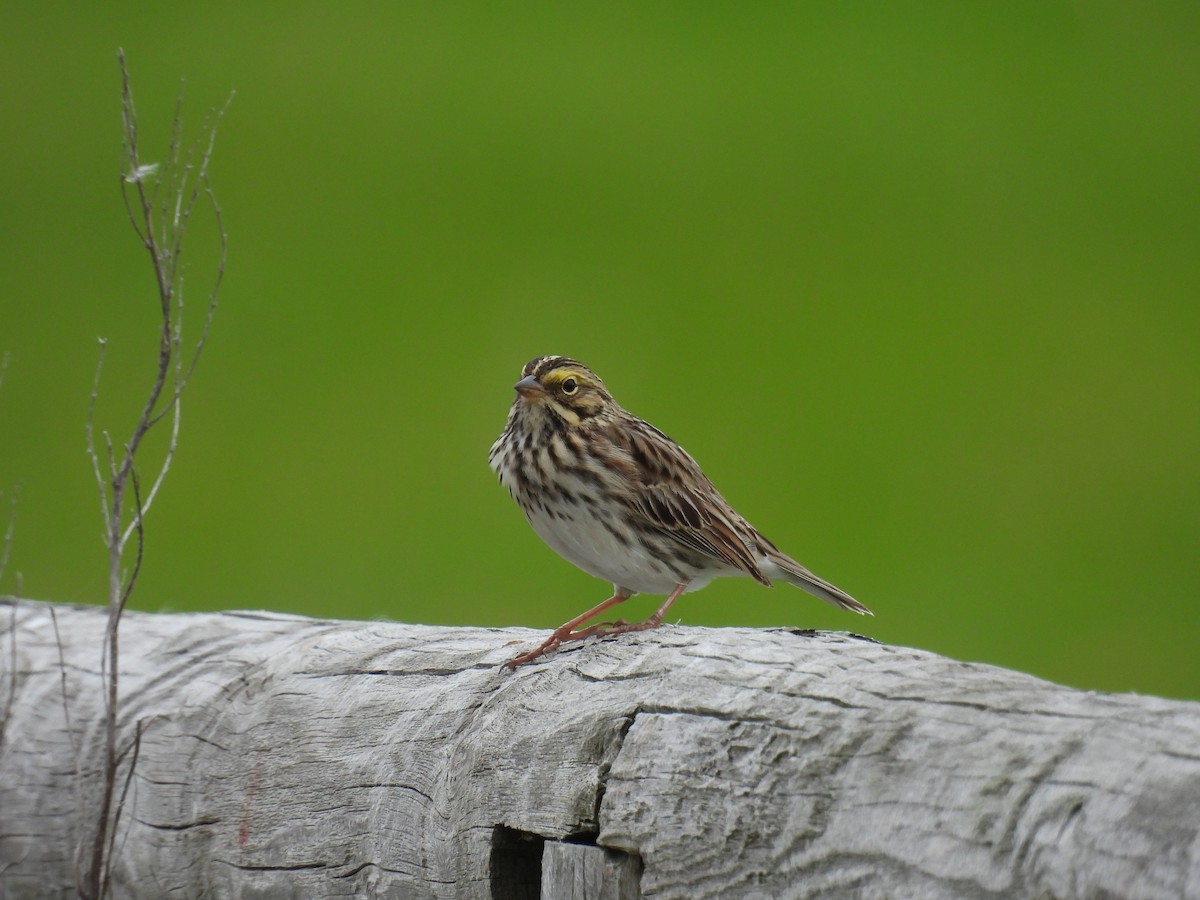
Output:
[{"xmin": 131, "ymin": 816, "xmax": 221, "ymax": 831}]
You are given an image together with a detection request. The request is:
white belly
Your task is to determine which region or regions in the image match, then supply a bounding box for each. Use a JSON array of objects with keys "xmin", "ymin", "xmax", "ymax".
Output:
[
  {"xmin": 523, "ymin": 500, "xmax": 712, "ymax": 596},
  {"xmin": 492, "ymin": 419, "xmax": 722, "ymax": 596}
]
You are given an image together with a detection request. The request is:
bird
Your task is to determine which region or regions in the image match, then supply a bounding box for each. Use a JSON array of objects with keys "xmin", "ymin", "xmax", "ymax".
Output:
[{"xmin": 488, "ymin": 355, "xmax": 870, "ymax": 667}]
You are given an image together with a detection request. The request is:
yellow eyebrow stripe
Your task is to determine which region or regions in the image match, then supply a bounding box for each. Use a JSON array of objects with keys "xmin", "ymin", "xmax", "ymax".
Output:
[{"xmin": 542, "ymin": 368, "xmax": 589, "ymax": 388}]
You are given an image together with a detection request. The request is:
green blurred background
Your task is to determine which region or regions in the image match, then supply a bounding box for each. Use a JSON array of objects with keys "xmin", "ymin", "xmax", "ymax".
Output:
[{"xmin": 1, "ymin": 4, "xmax": 1196, "ymax": 699}]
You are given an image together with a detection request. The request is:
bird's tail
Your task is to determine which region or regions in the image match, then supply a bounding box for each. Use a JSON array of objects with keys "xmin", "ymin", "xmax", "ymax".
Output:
[{"xmin": 761, "ymin": 550, "xmax": 872, "ymax": 616}]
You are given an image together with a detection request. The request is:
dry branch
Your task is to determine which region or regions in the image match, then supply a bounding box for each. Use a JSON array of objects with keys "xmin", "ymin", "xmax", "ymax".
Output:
[
  {"xmin": 1, "ymin": 599, "xmax": 1198, "ymax": 899},
  {"xmin": 77, "ymin": 51, "xmax": 231, "ymax": 898}
]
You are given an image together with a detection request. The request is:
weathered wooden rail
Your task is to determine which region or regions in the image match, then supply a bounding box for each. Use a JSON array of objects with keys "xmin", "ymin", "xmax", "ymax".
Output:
[{"xmin": 1, "ymin": 598, "xmax": 1197, "ymax": 898}]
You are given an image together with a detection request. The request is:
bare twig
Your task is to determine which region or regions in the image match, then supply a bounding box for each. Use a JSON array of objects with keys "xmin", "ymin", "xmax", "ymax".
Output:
[
  {"xmin": 0, "ymin": 351, "xmax": 16, "ymax": 589},
  {"xmin": 117, "ymin": 80, "xmax": 231, "ymax": 552},
  {"xmin": 118, "ymin": 465, "xmax": 145, "ymax": 613},
  {"xmin": 0, "ymin": 353, "xmax": 18, "ymax": 751},
  {"xmin": 0, "ymin": 482, "xmax": 18, "ymax": 589},
  {"xmin": 0, "ymin": 505, "xmax": 17, "ymax": 747},
  {"xmin": 87, "ymin": 464, "xmax": 144, "ymax": 899},
  {"xmin": 48, "ymin": 604, "xmax": 87, "ymax": 892},
  {"xmin": 107, "ymin": 717, "xmax": 147, "ymax": 887},
  {"xmin": 85, "ymin": 339, "xmax": 111, "ymax": 534},
  {"xmin": 79, "ymin": 49, "xmax": 232, "ymax": 900},
  {"xmin": 0, "ymin": 596, "xmax": 15, "ymax": 749},
  {"xmin": 49, "ymin": 607, "xmax": 79, "ymax": 758}
]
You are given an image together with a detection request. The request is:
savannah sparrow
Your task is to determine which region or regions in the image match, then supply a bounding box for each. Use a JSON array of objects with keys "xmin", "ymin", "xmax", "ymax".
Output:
[{"xmin": 489, "ymin": 355, "xmax": 870, "ymax": 668}]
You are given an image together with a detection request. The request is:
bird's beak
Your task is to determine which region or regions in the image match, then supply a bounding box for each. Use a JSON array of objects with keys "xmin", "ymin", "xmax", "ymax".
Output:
[{"xmin": 514, "ymin": 375, "xmax": 545, "ymax": 399}]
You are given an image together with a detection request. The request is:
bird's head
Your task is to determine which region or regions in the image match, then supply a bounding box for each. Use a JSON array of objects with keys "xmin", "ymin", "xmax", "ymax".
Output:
[{"xmin": 511, "ymin": 355, "xmax": 615, "ymax": 427}]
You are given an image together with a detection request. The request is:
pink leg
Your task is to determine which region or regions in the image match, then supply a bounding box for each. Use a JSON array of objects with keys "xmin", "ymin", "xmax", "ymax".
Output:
[
  {"xmin": 584, "ymin": 581, "xmax": 689, "ymax": 640},
  {"xmin": 506, "ymin": 589, "xmax": 633, "ymax": 668},
  {"xmin": 506, "ymin": 581, "xmax": 690, "ymax": 668}
]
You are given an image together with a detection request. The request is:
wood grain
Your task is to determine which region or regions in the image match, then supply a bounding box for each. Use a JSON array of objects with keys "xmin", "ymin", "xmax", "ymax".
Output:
[{"xmin": 1, "ymin": 598, "xmax": 1197, "ymax": 898}]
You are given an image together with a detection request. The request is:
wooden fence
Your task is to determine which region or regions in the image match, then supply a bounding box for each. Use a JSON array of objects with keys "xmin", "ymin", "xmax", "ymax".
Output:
[{"xmin": 1, "ymin": 598, "xmax": 1197, "ymax": 898}]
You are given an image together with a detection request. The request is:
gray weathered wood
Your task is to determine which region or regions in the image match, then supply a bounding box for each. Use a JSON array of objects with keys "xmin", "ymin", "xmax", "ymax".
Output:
[
  {"xmin": 542, "ymin": 842, "xmax": 642, "ymax": 900},
  {"xmin": 1, "ymin": 598, "xmax": 1198, "ymax": 899}
]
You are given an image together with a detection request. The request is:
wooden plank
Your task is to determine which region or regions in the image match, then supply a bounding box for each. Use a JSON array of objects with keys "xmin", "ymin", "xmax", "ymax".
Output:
[
  {"xmin": 541, "ymin": 842, "xmax": 641, "ymax": 900},
  {"xmin": 2, "ymin": 599, "xmax": 1198, "ymax": 899}
]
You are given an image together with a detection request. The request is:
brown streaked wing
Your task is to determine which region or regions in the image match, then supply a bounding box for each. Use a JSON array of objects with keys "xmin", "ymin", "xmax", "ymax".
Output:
[{"xmin": 616, "ymin": 417, "xmax": 771, "ymax": 585}]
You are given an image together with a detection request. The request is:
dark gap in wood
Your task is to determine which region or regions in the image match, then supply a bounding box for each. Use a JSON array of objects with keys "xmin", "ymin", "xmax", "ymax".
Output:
[
  {"xmin": 562, "ymin": 831, "xmax": 598, "ymax": 845},
  {"xmin": 489, "ymin": 825, "xmax": 544, "ymax": 900}
]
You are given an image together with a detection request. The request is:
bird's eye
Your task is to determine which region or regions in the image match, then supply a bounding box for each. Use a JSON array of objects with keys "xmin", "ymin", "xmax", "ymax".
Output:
[{"xmin": 561, "ymin": 378, "xmax": 578, "ymax": 395}]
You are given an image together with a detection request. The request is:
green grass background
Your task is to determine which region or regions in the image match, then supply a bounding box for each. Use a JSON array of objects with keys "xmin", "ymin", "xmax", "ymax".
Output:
[{"xmin": 1, "ymin": 4, "xmax": 1196, "ymax": 699}]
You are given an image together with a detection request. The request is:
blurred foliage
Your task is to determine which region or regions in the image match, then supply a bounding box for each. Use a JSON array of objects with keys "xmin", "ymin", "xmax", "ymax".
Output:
[{"xmin": 0, "ymin": 4, "xmax": 1196, "ymax": 699}]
